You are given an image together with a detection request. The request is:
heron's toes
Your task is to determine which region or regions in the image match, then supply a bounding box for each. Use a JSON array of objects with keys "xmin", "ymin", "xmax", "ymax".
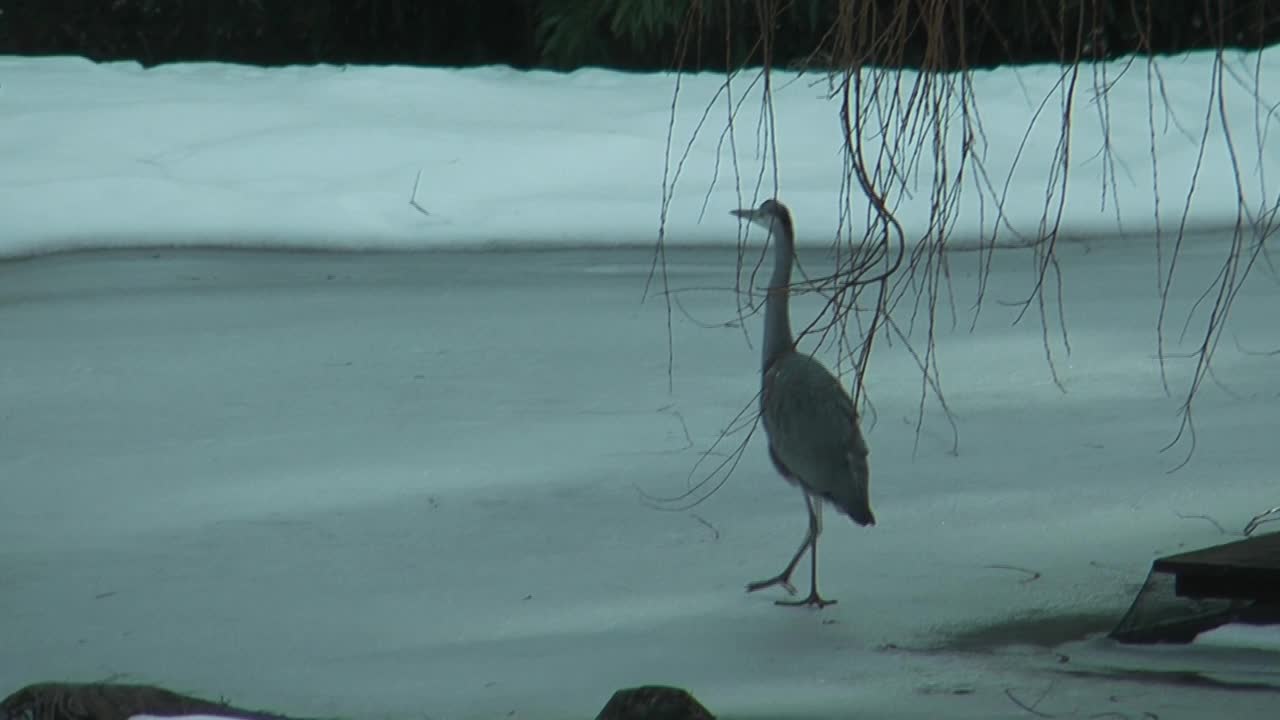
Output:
[{"xmin": 776, "ymin": 594, "xmax": 837, "ymax": 609}]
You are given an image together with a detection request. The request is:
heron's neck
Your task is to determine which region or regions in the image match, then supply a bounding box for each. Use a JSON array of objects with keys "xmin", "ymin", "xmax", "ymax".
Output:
[{"xmin": 763, "ymin": 221, "xmax": 795, "ymax": 370}]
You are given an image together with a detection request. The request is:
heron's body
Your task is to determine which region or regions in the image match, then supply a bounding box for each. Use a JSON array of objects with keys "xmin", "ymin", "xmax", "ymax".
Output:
[
  {"xmin": 762, "ymin": 352, "xmax": 874, "ymax": 527},
  {"xmin": 732, "ymin": 198, "xmax": 874, "ymax": 608}
]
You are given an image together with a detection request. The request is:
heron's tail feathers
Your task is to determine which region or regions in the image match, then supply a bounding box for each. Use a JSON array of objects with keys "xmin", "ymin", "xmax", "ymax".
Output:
[
  {"xmin": 830, "ymin": 452, "xmax": 875, "ymax": 527},
  {"xmin": 845, "ymin": 499, "xmax": 875, "ymax": 527}
]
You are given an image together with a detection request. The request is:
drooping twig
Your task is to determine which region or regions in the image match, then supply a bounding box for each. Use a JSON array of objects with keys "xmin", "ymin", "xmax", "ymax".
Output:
[{"xmin": 1244, "ymin": 505, "xmax": 1280, "ymax": 536}]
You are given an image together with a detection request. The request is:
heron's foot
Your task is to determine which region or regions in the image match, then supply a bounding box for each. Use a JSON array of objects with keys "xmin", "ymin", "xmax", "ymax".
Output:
[
  {"xmin": 745, "ymin": 573, "xmax": 797, "ymax": 596},
  {"xmin": 776, "ymin": 590, "xmax": 837, "ymax": 609}
]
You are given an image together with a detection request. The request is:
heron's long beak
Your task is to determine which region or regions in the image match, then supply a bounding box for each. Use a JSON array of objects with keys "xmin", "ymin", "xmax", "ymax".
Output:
[{"xmin": 730, "ymin": 208, "xmax": 757, "ymax": 220}]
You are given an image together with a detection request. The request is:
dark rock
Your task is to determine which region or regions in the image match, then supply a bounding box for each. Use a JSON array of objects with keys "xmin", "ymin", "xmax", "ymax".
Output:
[
  {"xmin": 595, "ymin": 686, "xmax": 714, "ymax": 720},
  {"xmin": 0, "ymin": 683, "xmax": 295, "ymax": 720}
]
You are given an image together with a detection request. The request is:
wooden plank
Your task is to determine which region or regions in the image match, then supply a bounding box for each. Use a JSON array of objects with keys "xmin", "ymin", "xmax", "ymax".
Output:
[
  {"xmin": 1153, "ymin": 532, "xmax": 1280, "ymax": 602},
  {"xmin": 1174, "ymin": 573, "xmax": 1280, "ymax": 602}
]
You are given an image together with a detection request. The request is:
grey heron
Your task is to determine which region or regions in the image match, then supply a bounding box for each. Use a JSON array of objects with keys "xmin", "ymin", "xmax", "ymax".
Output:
[{"xmin": 731, "ymin": 198, "xmax": 875, "ymax": 608}]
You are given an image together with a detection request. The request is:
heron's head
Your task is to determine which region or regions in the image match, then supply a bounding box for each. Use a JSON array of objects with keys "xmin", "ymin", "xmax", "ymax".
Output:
[{"xmin": 730, "ymin": 198, "xmax": 793, "ymax": 238}]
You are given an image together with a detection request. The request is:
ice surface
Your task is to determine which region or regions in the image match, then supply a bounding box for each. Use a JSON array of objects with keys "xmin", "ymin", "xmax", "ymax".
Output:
[{"xmin": 4, "ymin": 245, "xmax": 1279, "ymax": 719}]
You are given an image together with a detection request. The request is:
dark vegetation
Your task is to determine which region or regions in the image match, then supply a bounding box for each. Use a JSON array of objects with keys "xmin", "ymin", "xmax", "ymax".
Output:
[{"xmin": 2, "ymin": 0, "xmax": 1279, "ymax": 70}]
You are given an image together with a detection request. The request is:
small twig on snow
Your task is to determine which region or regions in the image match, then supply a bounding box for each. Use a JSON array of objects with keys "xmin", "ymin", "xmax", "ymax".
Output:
[
  {"xmin": 409, "ymin": 169, "xmax": 431, "ymax": 216},
  {"xmin": 1004, "ymin": 686, "xmax": 1056, "ymax": 718},
  {"xmin": 691, "ymin": 513, "xmax": 721, "ymax": 541},
  {"xmin": 985, "ymin": 564, "xmax": 1043, "ymax": 584},
  {"xmin": 1175, "ymin": 512, "xmax": 1229, "ymax": 535}
]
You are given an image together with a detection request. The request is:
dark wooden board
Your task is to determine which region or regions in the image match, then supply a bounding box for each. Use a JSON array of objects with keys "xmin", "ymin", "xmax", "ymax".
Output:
[{"xmin": 1153, "ymin": 532, "xmax": 1280, "ymax": 602}]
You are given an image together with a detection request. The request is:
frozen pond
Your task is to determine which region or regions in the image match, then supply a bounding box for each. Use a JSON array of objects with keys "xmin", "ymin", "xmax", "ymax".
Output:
[{"xmin": 3, "ymin": 244, "xmax": 1278, "ymax": 719}]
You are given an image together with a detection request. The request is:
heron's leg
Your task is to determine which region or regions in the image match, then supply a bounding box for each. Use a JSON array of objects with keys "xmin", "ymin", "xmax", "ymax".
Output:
[
  {"xmin": 746, "ymin": 490, "xmax": 819, "ymax": 596},
  {"xmin": 777, "ymin": 496, "xmax": 837, "ymax": 608}
]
